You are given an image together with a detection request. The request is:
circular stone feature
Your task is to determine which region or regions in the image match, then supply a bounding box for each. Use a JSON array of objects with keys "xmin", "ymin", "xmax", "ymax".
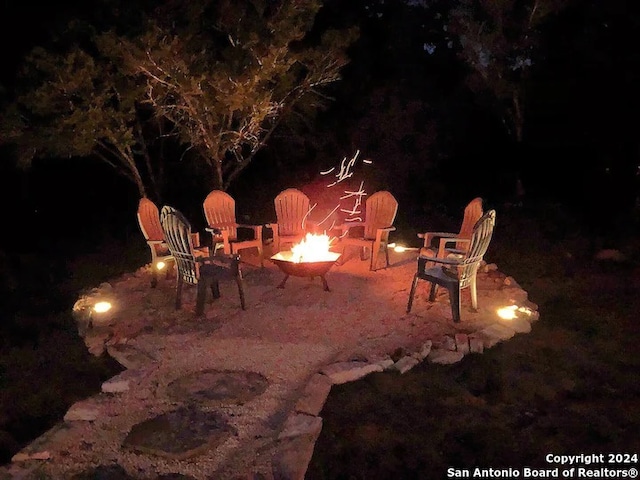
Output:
[
  {"xmin": 122, "ymin": 405, "xmax": 236, "ymax": 459},
  {"xmin": 167, "ymin": 369, "xmax": 269, "ymax": 405}
]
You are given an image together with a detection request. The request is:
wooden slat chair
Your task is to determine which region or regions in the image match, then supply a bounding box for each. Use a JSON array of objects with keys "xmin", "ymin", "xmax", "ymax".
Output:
[
  {"xmin": 136, "ymin": 197, "xmax": 174, "ymax": 288},
  {"xmin": 160, "ymin": 205, "xmax": 246, "ymax": 316},
  {"xmin": 407, "ymin": 209, "xmax": 496, "ymax": 322},
  {"xmin": 203, "ymin": 190, "xmax": 264, "ymax": 267},
  {"xmin": 339, "ymin": 190, "xmax": 398, "ymax": 271},
  {"xmin": 137, "ymin": 197, "xmax": 205, "ymax": 287},
  {"xmin": 418, "ymin": 197, "xmax": 483, "ymax": 259},
  {"xmin": 267, "ymin": 188, "xmax": 312, "ymax": 253}
]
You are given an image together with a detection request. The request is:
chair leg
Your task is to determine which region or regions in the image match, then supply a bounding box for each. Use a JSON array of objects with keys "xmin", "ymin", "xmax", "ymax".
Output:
[
  {"xmin": 428, "ymin": 282, "xmax": 438, "ymax": 302},
  {"xmin": 470, "ymin": 276, "xmax": 478, "ymax": 311},
  {"xmin": 338, "ymin": 246, "xmax": 347, "ymax": 265},
  {"xmin": 370, "ymin": 246, "xmax": 379, "ymax": 271},
  {"xmin": 211, "ymin": 280, "xmax": 221, "ymax": 299},
  {"xmin": 196, "ymin": 277, "xmax": 212, "ymax": 316},
  {"xmin": 385, "ymin": 244, "xmax": 390, "ymax": 268},
  {"xmin": 258, "ymin": 245, "xmax": 264, "ymax": 268},
  {"xmin": 449, "ymin": 285, "xmax": 461, "ymax": 323},
  {"xmin": 236, "ymin": 274, "xmax": 246, "ymax": 310},
  {"xmin": 407, "ymin": 274, "xmax": 419, "ymax": 313},
  {"xmin": 151, "ymin": 269, "xmax": 158, "ymax": 288},
  {"xmin": 175, "ymin": 277, "xmax": 184, "ymax": 310}
]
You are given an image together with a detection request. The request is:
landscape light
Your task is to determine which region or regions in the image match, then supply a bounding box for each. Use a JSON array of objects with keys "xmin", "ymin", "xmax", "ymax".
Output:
[
  {"xmin": 93, "ymin": 301, "xmax": 112, "ymax": 313},
  {"xmin": 497, "ymin": 304, "xmax": 533, "ymax": 320},
  {"xmin": 497, "ymin": 305, "xmax": 518, "ymax": 319},
  {"xmin": 156, "ymin": 261, "xmax": 166, "ymax": 271}
]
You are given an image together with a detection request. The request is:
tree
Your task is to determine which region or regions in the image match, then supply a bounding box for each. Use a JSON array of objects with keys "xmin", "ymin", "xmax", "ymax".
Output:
[
  {"xmin": 1, "ymin": 0, "xmax": 356, "ymax": 197},
  {"xmin": 2, "ymin": 44, "xmax": 159, "ymax": 200},
  {"xmin": 107, "ymin": 0, "xmax": 358, "ymax": 191},
  {"xmin": 446, "ymin": 0, "xmax": 572, "ymax": 144}
]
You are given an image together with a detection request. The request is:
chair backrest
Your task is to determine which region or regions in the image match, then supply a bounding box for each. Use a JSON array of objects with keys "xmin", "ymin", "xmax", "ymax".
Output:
[
  {"xmin": 458, "ymin": 197, "xmax": 484, "ymax": 239},
  {"xmin": 137, "ymin": 197, "xmax": 164, "ymax": 242},
  {"xmin": 160, "ymin": 206, "xmax": 199, "ymax": 285},
  {"xmin": 458, "ymin": 209, "xmax": 496, "ymax": 288},
  {"xmin": 203, "ymin": 190, "xmax": 238, "ymax": 240},
  {"xmin": 364, "ymin": 191, "xmax": 398, "ymax": 240},
  {"xmin": 274, "ymin": 188, "xmax": 311, "ymax": 237}
]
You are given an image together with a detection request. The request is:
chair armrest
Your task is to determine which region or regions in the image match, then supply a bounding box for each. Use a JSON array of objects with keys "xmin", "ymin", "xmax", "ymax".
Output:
[
  {"xmin": 199, "ymin": 252, "xmax": 239, "ymax": 262},
  {"xmin": 199, "ymin": 253, "xmax": 241, "ymax": 271},
  {"xmin": 418, "ymin": 254, "xmax": 462, "ymax": 270},
  {"xmin": 377, "ymin": 226, "xmax": 396, "ymax": 232},
  {"xmin": 417, "ymin": 231, "xmax": 458, "ymax": 249},
  {"xmin": 338, "ymin": 221, "xmax": 366, "ymax": 233},
  {"xmin": 193, "ymin": 246, "xmax": 210, "ymax": 258},
  {"xmin": 147, "ymin": 240, "xmax": 165, "ymax": 245},
  {"xmin": 205, "ymin": 226, "xmax": 223, "ymax": 235},
  {"xmin": 236, "ymin": 223, "xmax": 262, "ymax": 230},
  {"xmin": 417, "ymin": 231, "xmax": 458, "ymax": 239},
  {"xmin": 206, "ymin": 222, "xmax": 238, "ymax": 230},
  {"xmin": 438, "ymin": 237, "xmax": 469, "ymax": 257},
  {"xmin": 440, "ymin": 237, "xmax": 470, "ymax": 249}
]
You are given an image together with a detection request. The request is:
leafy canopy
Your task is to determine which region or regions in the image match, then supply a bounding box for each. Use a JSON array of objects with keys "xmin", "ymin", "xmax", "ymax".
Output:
[{"xmin": 1, "ymin": 0, "xmax": 358, "ymax": 197}]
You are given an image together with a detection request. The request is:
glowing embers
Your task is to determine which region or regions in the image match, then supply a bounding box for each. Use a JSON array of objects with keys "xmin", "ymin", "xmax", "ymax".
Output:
[{"xmin": 497, "ymin": 304, "xmax": 533, "ymax": 320}]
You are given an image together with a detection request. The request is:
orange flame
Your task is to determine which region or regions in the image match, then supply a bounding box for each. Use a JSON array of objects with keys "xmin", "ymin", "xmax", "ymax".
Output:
[{"xmin": 290, "ymin": 233, "xmax": 339, "ymax": 263}]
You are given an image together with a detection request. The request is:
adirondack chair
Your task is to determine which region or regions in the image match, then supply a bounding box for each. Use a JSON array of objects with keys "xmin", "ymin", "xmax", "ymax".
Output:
[
  {"xmin": 203, "ymin": 190, "xmax": 264, "ymax": 267},
  {"xmin": 160, "ymin": 205, "xmax": 246, "ymax": 316},
  {"xmin": 137, "ymin": 197, "xmax": 205, "ymax": 287},
  {"xmin": 407, "ymin": 209, "xmax": 496, "ymax": 322},
  {"xmin": 417, "ymin": 197, "xmax": 483, "ymax": 258},
  {"xmin": 339, "ymin": 190, "xmax": 398, "ymax": 271},
  {"xmin": 137, "ymin": 197, "xmax": 174, "ymax": 287},
  {"xmin": 267, "ymin": 188, "xmax": 312, "ymax": 253}
]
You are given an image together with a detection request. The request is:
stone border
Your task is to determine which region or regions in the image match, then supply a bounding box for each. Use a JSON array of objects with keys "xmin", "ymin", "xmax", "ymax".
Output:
[{"xmin": 270, "ymin": 286, "xmax": 540, "ymax": 480}]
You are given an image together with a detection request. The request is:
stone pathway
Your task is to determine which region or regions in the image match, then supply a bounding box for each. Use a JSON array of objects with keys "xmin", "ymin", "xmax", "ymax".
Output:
[{"xmin": 1, "ymin": 247, "xmax": 538, "ymax": 480}]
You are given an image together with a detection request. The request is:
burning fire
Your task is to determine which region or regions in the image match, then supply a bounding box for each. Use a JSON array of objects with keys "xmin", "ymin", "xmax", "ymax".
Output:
[{"xmin": 289, "ymin": 233, "xmax": 340, "ymax": 263}]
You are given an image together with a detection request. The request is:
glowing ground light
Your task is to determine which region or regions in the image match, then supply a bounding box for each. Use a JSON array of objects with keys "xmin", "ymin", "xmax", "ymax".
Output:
[
  {"xmin": 497, "ymin": 305, "xmax": 533, "ymax": 320},
  {"xmin": 93, "ymin": 301, "xmax": 112, "ymax": 313},
  {"xmin": 156, "ymin": 261, "xmax": 166, "ymax": 271},
  {"xmin": 387, "ymin": 243, "xmax": 414, "ymax": 253}
]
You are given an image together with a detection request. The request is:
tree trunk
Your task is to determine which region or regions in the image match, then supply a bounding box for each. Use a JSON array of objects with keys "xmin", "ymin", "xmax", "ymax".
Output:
[
  {"xmin": 133, "ymin": 172, "xmax": 147, "ymax": 199},
  {"xmin": 213, "ymin": 158, "xmax": 224, "ymax": 192},
  {"xmin": 512, "ymin": 92, "xmax": 524, "ymax": 143}
]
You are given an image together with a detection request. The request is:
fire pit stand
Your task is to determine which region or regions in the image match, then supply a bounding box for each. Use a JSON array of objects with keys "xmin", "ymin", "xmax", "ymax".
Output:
[{"xmin": 270, "ymin": 251, "xmax": 341, "ymax": 292}]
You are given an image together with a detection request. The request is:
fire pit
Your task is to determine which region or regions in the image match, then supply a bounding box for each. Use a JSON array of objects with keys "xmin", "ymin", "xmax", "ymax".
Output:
[{"xmin": 270, "ymin": 233, "xmax": 341, "ymax": 291}]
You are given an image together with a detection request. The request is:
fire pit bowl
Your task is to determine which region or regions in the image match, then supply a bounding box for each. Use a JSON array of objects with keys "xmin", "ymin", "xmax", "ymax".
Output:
[{"xmin": 270, "ymin": 251, "xmax": 341, "ymax": 291}]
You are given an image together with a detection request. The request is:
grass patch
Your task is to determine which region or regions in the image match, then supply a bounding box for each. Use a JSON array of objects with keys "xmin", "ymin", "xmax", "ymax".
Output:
[
  {"xmin": 0, "ymin": 235, "xmax": 145, "ymax": 464},
  {"xmin": 307, "ymin": 206, "xmax": 640, "ymax": 480}
]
